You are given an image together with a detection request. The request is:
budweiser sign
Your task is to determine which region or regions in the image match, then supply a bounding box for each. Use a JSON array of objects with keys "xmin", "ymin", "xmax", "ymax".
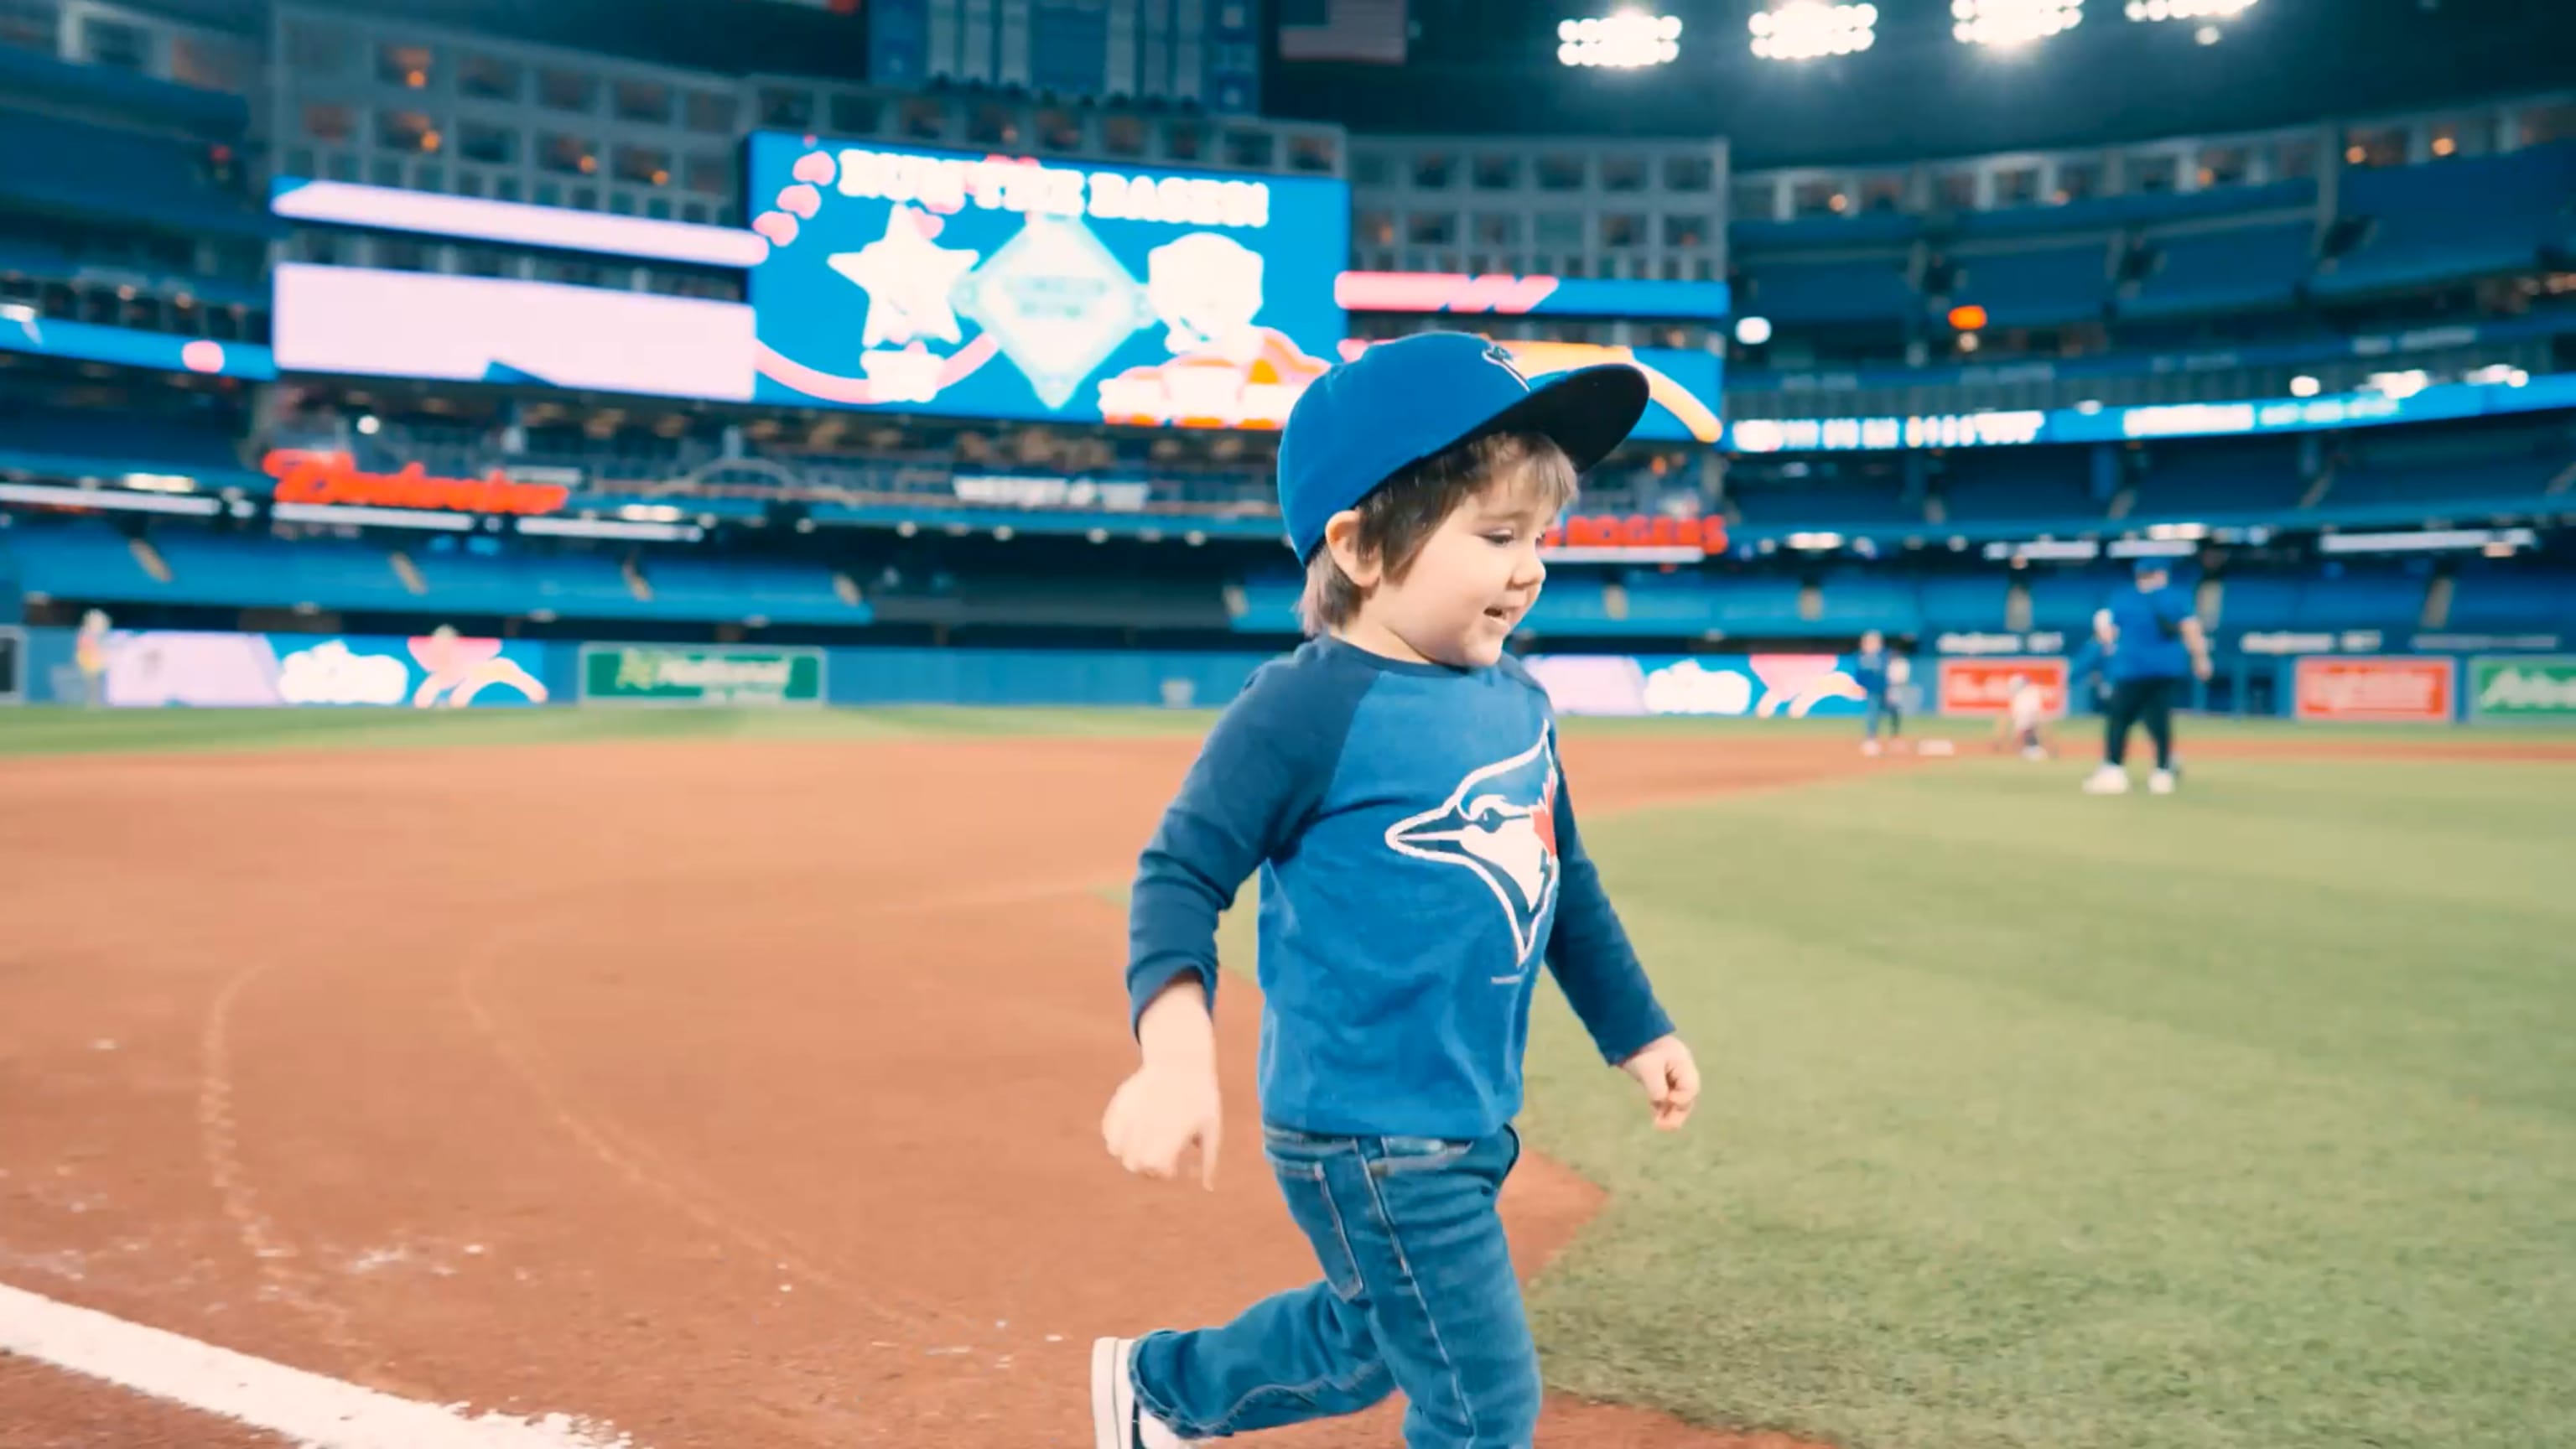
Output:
[
  {"xmin": 2292, "ymin": 657, "xmax": 2456, "ymax": 723},
  {"xmin": 261, "ymin": 450, "xmax": 570, "ymax": 516},
  {"xmin": 1937, "ymin": 657, "xmax": 2069, "ymax": 718}
]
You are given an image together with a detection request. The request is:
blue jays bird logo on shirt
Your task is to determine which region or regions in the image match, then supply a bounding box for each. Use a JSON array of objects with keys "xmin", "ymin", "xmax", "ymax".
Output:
[{"xmin": 1384, "ymin": 731, "xmax": 1562, "ymax": 973}]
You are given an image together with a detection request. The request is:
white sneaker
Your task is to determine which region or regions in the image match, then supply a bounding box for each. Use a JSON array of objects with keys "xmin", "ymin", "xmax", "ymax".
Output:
[
  {"xmin": 2082, "ymin": 766, "xmax": 2132, "ymax": 795},
  {"xmin": 2148, "ymin": 769, "xmax": 2177, "ymax": 795},
  {"xmin": 2021, "ymin": 745, "xmax": 2049, "ymax": 763},
  {"xmin": 1093, "ymin": 1337, "xmax": 1191, "ymax": 1448},
  {"xmin": 1861, "ymin": 739, "xmax": 1883, "ymax": 757}
]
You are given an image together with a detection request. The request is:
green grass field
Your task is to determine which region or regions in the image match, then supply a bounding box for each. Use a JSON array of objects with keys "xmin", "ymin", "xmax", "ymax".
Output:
[{"xmin": 7, "ymin": 705, "xmax": 2572, "ymax": 1449}]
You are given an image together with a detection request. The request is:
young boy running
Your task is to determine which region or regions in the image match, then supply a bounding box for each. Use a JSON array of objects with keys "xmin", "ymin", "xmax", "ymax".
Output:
[{"xmin": 1096, "ymin": 331, "xmax": 1701, "ymax": 1449}]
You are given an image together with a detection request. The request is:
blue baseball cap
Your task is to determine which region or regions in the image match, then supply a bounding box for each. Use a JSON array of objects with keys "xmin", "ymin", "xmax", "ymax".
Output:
[{"xmin": 1275, "ymin": 331, "xmax": 1651, "ymax": 563}]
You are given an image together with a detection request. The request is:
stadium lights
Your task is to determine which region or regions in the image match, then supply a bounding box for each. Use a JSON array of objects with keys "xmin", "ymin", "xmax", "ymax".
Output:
[
  {"xmin": 2124, "ymin": 0, "xmax": 2256, "ymax": 19},
  {"xmin": 1557, "ymin": 12, "xmax": 1682, "ymax": 68},
  {"xmin": 1952, "ymin": 0, "xmax": 2081, "ymax": 49},
  {"xmin": 1748, "ymin": 2, "xmax": 1876, "ymax": 61},
  {"xmin": 1734, "ymin": 314, "xmax": 1774, "ymax": 346}
]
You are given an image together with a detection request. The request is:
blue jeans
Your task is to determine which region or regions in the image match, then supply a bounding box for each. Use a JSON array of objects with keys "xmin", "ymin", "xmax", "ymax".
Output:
[{"xmin": 1130, "ymin": 1124, "xmax": 1538, "ymax": 1446}]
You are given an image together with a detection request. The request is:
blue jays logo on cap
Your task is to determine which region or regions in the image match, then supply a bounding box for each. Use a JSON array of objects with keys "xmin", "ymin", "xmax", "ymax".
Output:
[{"xmin": 1384, "ymin": 730, "xmax": 1562, "ymax": 975}]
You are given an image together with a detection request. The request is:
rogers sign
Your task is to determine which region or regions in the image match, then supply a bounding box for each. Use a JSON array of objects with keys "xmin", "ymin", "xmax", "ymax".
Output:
[{"xmin": 261, "ymin": 449, "xmax": 570, "ymax": 516}]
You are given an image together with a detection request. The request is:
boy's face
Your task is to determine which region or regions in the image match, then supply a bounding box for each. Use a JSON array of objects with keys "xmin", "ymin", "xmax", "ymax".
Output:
[
  {"xmin": 1862, "ymin": 631, "xmax": 1883, "ymax": 653},
  {"xmin": 1341, "ymin": 470, "xmax": 1555, "ymax": 668}
]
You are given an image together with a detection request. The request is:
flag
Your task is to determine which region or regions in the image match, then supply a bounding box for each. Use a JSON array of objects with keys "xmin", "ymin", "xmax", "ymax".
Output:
[{"xmin": 1277, "ymin": 0, "xmax": 1407, "ymax": 64}]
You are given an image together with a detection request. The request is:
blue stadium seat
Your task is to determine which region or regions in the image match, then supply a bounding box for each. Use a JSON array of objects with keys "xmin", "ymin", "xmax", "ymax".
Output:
[
  {"xmin": 1707, "ymin": 577, "xmax": 1810, "ymax": 633},
  {"xmin": 0, "ymin": 107, "xmax": 275, "ymax": 239},
  {"xmin": 1814, "ymin": 569, "xmax": 1922, "ymax": 635},
  {"xmin": 2444, "ymin": 564, "xmax": 2576, "ymax": 634},
  {"xmin": 1741, "ymin": 254, "xmax": 1918, "ymax": 325},
  {"xmin": 2214, "ymin": 574, "xmax": 2302, "ymax": 631},
  {"xmin": 2124, "ymin": 221, "xmax": 2316, "ymax": 319},
  {"xmin": 638, "ymin": 557, "xmax": 863, "ymax": 625},
  {"xmin": 2127, "ymin": 439, "xmax": 2310, "ymax": 520},
  {"xmin": 2311, "ymin": 142, "xmax": 2576, "ymax": 297},
  {"xmin": 2293, "ymin": 565, "xmax": 2426, "ymax": 631},
  {"xmin": 1939, "ymin": 454, "xmax": 2098, "ymax": 523},
  {"xmin": 1947, "ymin": 240, "xmax": 2114, "ymax": 329},
  {"xmin": 8, "ymin": 519, "xmax": 163, "ymax": 600},
  {"xmin": 0, "ymin": 406, "xmax": 256, "ymax": 486},
  {"xmin": 1730, "ymin": 483, "xmax": 1921, "ymax": 528},
  {"xmin": 2024, "ymin": 568, "xmax": 2127, "ymax": 634},
  {"xmin": 409, "ymin": 545, "xmax": 647, "ymax": 618},
  {"xmin": 1918, "ymin": 574, "xmax": 2013, "ymax": 633}
]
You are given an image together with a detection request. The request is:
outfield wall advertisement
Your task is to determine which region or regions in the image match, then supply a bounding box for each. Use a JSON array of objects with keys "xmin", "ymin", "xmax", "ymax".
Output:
[
  {"xmin": 578, "ymin": 644, "xmax": 824, "ymax": 706},
  {"xmin": 2467, "ymin": 656, "xmax": 2576, "ymax": 720},
  {"xmin": 92, "ymin": 631, "xmax": 548, "ymax": 709},
  {"xmin": 1523, "ymin": 653, "xmax": 1869, "ymax": 718},
  {"xmin": 1937, "ymin": 657, "xmax": 2071, "ymax": 719},
  {"xmin": 2291, "ymin": 656, "xmax": 2458, "ymax": 723}
]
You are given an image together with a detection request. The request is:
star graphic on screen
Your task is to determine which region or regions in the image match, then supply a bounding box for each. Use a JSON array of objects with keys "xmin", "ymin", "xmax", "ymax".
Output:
[{"xmin": 827, "ymin": 205, "xmax": 981, "ymax": 348}]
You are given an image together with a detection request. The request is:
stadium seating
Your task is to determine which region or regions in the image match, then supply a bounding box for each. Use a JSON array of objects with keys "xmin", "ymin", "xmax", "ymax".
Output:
[
  {"xmin": 1917, "ymin": 574, "xmax": 2016, "ymax": 634},
  {"xmin": 2126, "ymin": 439, "xmax": 2312, "ymax": 520},
  {"xmin": 1814, "ymin": 569, "xmax": 1921, "ymax": 636},
  {"xmin": 1945, "ymin": 240, "xmax": 2115, "ymax": 329},
  {"xmin": 2444, "ymin": 563, "xmax": 2576, "ymax": 634},
  {"xmin": 635, "ymin": 556, "xmax": 861, "ymax": 625},
  {"xmin": 2311, "ymin": 142, "xmax": 2576, "ymax": 298},
  {"xmin": 0, "ymin": 406, "xmax": 256, "ymax": 486},
  {"xmin": 1737, "ymin": 254, "xmax": 1919, "ymax": 326},
  {"xmin": 2023, "ymin": 567, "xmax": 2129, "ymax": 634},
  {"xmin": 2124, "ymin": 221, "xmax": 2316, "ymax": 319},
  {"xmin": 1938, "ymin": 454, "xmax": 2100, "ymax": 522},
  {"xmin": 1728, "ymin": 481, "xmax": 1921, "ymax": 529},
  {"xmin": 0, "ymin": 107, "xmax": 273, "ymax": 240}
]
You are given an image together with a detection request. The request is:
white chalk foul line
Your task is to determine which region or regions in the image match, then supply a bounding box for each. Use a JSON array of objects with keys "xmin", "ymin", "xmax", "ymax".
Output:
[{"xmin": 0, "ymin": 1280, "xmax": 638, "ymax": 1449}]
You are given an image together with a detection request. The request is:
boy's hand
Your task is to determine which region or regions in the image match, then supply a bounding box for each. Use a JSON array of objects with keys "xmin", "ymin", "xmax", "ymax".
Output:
[
  {"xmin": 1104, "ymin": 978, "xmax": 1223, "ymax": 1189},
  {"xmin": 1103, "ymin": 1057, "xmax": 1222, "ymax": 1189},
  {"xmin": 1620, "ymin": 1034, "xmax": 1700, "ymax": 1131}
]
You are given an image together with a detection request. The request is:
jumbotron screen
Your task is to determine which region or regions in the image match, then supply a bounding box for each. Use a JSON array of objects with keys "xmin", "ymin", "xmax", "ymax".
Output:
[{"xmin": 744, "ymin": 132, "xmax": 1352, "ymax": 430}]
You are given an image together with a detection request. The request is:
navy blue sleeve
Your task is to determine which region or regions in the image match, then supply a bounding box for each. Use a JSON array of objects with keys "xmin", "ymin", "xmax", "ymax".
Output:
[
  {"xmin": 1125, "ymin": 651, "xmax": 1371, "ymax": 1033},
  {"xmin": 1543, "ymin": 735, "xmax": 1676, "ymax": 1065},
  {"xmin": 2155, "ymin": 587, "xmax": 2194, "ymax": 633}
]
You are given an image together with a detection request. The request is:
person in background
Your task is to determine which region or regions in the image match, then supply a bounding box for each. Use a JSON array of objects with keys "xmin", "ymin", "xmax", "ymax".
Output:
[
  {"xmin": 2085, "ymin": 563, "xmax": 2213, "ymax": 796},
  {"xmin": 1854, "ymin": 630, "xmax": 1898, "ymax": 756},
  {"xmin": 2068, "ymin": 610, "xmax": 2115, "ymax": 716},
  {"xmin": 74, "ymin": 609, "xmax": 110, "ymax": 709}
]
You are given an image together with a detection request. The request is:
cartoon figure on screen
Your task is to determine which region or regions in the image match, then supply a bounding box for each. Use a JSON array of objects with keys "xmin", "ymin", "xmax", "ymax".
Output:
[{"xmin": 1095, "ymin": 232, "xmax": 1332, "ymax": 429}]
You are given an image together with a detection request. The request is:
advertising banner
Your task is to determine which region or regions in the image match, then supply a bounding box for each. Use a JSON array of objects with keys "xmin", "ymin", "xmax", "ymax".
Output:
[
  {"xmin": 1938, "ymin": 657, "xmax": 2070, "ymax": 718},
  {"xmin": 2467, "ymin": 655, "xmax": 2576, "ymax": 720},
  {"xmin": 2291, "ymin": 656, "xmax": 2457, "ymax": 723},
  {"xmin": 97, "ymin": 631, "xmax": 549, "ymax": 708},
  {"xmin": 745, "ymin": 133, "xmax": 1349, "ymax": 430},
  {"xmin": 1522, "ymin": 653, "xmax": 1869, "ymax": 718},
  {"xmin": 579, "ymin": 644, "xmax": 824, "ymax": 705}
]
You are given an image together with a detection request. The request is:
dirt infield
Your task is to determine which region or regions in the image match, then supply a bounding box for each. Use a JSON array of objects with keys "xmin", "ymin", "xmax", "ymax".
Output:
[{"xmin": 0, "ymin": 732, "xmax": 1872, "ymax": 1448}]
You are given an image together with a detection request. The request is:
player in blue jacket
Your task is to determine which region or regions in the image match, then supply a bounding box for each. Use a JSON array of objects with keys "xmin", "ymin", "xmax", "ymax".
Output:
[
  {"xmin": 1853, "ymin": 629, "xmax": 1898, "ymax": 755},
  {"xmin": 1094, "ymin": 332, "xmax": 1701, "ymax": 1449},
  {"xmin": 2085, "ymin": 561, "xmax": 2214, "ymax": 796}
]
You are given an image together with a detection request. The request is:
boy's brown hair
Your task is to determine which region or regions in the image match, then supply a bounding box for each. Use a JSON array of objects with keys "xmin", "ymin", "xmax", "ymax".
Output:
[{"xmin": 1297, "ymin": 430, "xmax": 1578, "ymax": 636}]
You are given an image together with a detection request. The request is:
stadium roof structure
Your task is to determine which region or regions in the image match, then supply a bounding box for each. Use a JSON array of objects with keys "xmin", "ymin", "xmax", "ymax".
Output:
[{"xmin": 1273, "ymin": 0, "xmax": 2573, "ymax": 167}]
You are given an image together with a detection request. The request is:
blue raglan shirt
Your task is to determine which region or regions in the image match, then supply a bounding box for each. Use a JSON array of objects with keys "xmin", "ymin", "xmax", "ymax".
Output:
[
  {"xmin": 2106, "ymin": 583, "xmax": 2194, "ymax": 681},
  {"xmin": 1125, "ymin": 636, "xmax": 1675, "ymax": 1140}
]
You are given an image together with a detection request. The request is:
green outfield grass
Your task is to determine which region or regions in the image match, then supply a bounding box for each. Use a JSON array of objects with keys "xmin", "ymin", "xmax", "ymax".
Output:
[
  {"xmin": 8, "ymin": 703, "xmax": 2572, "ymax": 1449},
  {"xmin": 1514, "ymin": 753, "xmax": 2576, "ymax": 1449}
]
